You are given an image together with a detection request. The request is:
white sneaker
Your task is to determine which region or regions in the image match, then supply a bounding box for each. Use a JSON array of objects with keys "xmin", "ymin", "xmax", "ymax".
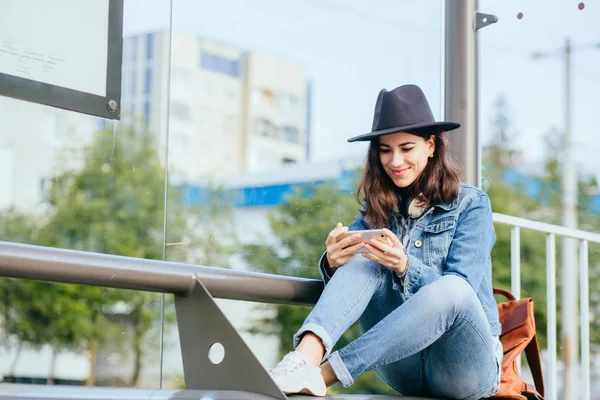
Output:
[{"xmin": 269, "ymin": 350, "xmax": 327, "ymax": 397}]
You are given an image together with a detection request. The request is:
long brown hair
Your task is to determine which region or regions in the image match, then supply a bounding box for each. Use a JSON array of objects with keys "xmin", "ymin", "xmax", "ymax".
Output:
[{"xmin": 356, "ymin": 132, "xmax": 461, "ymax": 228}]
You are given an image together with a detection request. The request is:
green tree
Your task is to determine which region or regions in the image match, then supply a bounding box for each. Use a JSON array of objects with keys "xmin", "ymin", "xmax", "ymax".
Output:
[
  {"xmin": 482, "ymin": 97, "xmax": 557, "ymax": 351},
  {"xmin": 161, "ymin": 182, "xmax": 238, "ymax": 389},
  {"xmin": 0, "ymin": 209, "xmax": 101, "ymax": 383},
  {"xmin": 538, "ymin": 128, "xmax": 600, "ymax": 347},
  {"xmin": 37, "ymin": 126, "xmax": 177, "ymax": 385},
  {"xmin": 483, "ymin": 96, "xmax": 521, "ymax": 172},
  {"xmin": 483, "ymin": 96, "xmax": 600, "ymax": 352},
  {"xmin": 0, "ymin": 125, "xmax": 238, "ymax": 386},
  {"xmin": 1, "ymin": 127, "xmax": 177, "ymax": 385},
  {"xmin": 166, "ymin": 182, "xmax": 237, "ymax": 268}
]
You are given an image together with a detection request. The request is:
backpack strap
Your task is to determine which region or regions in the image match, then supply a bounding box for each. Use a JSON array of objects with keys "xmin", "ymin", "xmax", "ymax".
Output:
[
  {"xmin": 524, "ymin": 334, "xmax": 545, "ymax": 397},
  {"xmin": 494, "ymin": 287, "xmax": 517, "ymax": 301}
]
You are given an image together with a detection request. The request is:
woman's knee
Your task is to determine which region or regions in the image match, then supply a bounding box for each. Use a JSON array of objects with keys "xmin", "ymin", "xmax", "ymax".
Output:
[{"xmin": 419, "ymin": 275, "xmax": 478, "ymax": 314}]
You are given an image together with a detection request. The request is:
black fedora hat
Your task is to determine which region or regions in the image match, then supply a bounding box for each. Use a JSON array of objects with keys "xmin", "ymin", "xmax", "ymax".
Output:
[{"xmin": 348, "ymin": 84, "xmax": 460, "ymax": 142}]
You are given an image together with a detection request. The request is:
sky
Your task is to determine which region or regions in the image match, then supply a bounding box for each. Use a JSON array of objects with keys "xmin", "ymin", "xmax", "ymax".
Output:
[{"xmin": 122, "ymin": 0, "xmax": 600, "ymax": 181}]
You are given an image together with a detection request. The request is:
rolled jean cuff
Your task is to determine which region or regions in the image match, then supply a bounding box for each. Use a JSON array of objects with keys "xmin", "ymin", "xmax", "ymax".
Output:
[
  {"xmin": 292, "ymin": 323, "xmax": 334, "ymax": 360},
  {"xmin": 328, "ymin": 351, "xmax": 354, "ymax": 387}
]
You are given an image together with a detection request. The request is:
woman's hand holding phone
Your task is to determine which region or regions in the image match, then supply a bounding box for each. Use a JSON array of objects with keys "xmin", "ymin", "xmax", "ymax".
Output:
[
  {"xmin": 325, "ymin": 223, "xmax": 365, "ymax": 269},
  {"xmin": 362, "ymin": 228, "xmax": 408, "ymax": 274}
]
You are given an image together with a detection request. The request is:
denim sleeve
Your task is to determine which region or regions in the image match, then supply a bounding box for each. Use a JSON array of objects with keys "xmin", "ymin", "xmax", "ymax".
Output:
[
  {"xmin": 318, "ymin": 212, "xmax": 368, "ymax": 284},
  {"xmin": 402, "ymin": 253, "xmax": 441, "ymax": 297},
  {"xmin": 318, "ymin": 251, "xmax": 332, "ymax": 284},
  {"xmin": 403, "ymin": 193, "xmax": 495, "ymax": 296}
]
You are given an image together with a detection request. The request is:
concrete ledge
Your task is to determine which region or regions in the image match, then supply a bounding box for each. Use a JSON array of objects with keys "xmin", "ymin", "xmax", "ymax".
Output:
[{"xmin": 0, "ymin": 384, "xmax": 441, "ymax": 400}]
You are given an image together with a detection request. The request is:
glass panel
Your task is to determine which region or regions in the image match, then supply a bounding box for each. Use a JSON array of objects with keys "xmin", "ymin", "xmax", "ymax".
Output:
[
  {"xmin": 0, "ymin": 0, "xmax": 173, "ymax": 388},
  {"xmin": 163, "ymin": 0, "xmax": 443, "ymax": 394},
  {"xmin": 479, "ymin": 1, "xmax": 599, "ymax": 398}
]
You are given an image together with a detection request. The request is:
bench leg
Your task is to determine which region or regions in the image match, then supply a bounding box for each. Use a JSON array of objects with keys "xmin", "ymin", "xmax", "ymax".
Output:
[{"xmin": 174, "ymin": 279, "xmax": 286, "ymax": 399}]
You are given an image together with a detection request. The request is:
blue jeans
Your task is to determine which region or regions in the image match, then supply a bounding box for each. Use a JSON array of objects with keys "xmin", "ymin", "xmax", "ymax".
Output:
[{"xmin": 293, "ymin": 257, "xmax": 500, "ymax": 400}]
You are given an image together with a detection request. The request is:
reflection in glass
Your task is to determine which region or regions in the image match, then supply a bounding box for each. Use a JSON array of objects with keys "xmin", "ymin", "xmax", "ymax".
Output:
[
  {"xmin": 160, "ymin": 1, "xmax": 443, "ymax": 394},
  {"xmin": 0, "ymin": 99, "xmax": 168, "ymax": 386},
  {"xmin": 0, "ymin": 0, "xmax": 173, "ymax": 388}
]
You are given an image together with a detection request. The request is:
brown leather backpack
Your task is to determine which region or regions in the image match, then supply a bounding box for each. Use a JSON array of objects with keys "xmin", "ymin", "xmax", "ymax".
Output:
[{"xmin": 492, "ymin": 288, "xmax": 545, "ymax": 400}]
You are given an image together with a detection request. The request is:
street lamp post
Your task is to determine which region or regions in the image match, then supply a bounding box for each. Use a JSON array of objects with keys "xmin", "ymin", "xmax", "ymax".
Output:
[
  {"xmin": 532, "ymin": 38, "xmax": 600, "ymax": 400},
  {"xmin": 560, "ymin": 37, "xmax": 578, "ymax": 400}
]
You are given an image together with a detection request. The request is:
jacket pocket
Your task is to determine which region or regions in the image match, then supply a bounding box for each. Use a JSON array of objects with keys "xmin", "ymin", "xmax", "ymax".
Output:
[{"xmin": 422, "ymin": 216, "xmax": 456, "ymax": 255}]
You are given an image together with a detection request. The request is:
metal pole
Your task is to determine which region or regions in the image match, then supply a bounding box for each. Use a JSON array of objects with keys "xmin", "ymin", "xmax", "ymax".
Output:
[
  {"xmin": 444, "ymin": 0, "xmax": 479, "ymax": 187},
  {"xmin": 579, "ymin": 240, "xmax": 590, "ymax": 400},
  {"xmin": 560, "ymin": 37, "xmax": 579, "ymax": 400},
  {"xmin": 547, "ymin": 234, "xmax": 558, "ymax": 400},
  {"xmin": 510, "ymin": 226, "xmax": 522, "ymax": 372}
]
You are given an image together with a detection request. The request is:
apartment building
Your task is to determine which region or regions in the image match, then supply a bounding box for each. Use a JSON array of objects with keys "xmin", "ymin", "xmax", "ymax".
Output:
[{"xmin": 121, "ymin": 31, "xmax": 311, "ymax": 182}]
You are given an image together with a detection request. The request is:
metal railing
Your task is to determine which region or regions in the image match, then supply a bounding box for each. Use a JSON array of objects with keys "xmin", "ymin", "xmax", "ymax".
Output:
[
  {"xmin": 493, "ymin": 213, "xmax": 600, "ymax": 400},
  {"xmin": 0, "ymin": 240, "xmax": 324, "ymax": 400},
  {"xmin": 0, "ymin": 212, "xmax": 598, "ymax": 399},
  {"xmin": 0, "ymin": 240, "xmax": 323, "ymax": 305}
]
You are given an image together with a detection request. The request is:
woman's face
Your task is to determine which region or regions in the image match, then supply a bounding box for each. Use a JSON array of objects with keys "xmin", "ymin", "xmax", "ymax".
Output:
[{"xmin": 378, "ymin": 132, "xmax": 435, "ymax": 188}]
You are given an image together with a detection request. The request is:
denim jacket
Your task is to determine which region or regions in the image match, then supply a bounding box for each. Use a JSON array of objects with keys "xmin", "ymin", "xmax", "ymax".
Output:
[{"xmin": 319, "ymin": 183, "xmax": 502, "ymax": 336}]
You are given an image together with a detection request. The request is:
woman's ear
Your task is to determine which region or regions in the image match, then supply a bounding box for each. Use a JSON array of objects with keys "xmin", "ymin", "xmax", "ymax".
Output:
[{"xmin": 427, "ymin": 135, "xmax": 436, "ymax": 153}]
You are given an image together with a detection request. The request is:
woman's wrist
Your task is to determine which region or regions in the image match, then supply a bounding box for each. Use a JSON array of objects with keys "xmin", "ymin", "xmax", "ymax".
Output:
[
  {"xmin": 395, "ymin": 254, "xmax": 409, "ymax": 276},
  {"xmin": 324, "ymin": 255, "xmax": 337, "ymax": 275}
]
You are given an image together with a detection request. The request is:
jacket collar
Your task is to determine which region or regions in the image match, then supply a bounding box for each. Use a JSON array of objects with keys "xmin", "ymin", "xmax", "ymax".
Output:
[{"xmin": 434, "ymin": 196, "xmax": 459, "ymax": 211}]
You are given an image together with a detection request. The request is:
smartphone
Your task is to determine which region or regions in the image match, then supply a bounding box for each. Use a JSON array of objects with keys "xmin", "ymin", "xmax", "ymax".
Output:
[{"xmin": 336, "ymin": 229, "xmax": 389, "ymax": 254}]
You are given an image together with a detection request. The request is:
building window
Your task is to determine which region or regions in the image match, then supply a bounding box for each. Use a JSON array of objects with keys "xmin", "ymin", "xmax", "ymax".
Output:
[
  {"xmin": 131, "ymin": 36, "xmax": 138, "ymax": 63},
  {"xmin": 171, "ymin": 102, "xmax": 190, "ymax": 120},
  {"xmin": 282, "ymin": 157, "xmax": 297, "ymax": 164},
  {"xmin": 231, "ymin": 60, "xmax": 241, "ymax": 77},
  {"xmin": 255, "ymin": 119, "xmax": 277, "ymax": 138},
  {"xmin": 251, "ymin": 89, "xmax": 262, "ymax": 105},
  {"xmin": 262, "ymin": 90, "xmax": 276, "ymax": 107},
  {"xmin": 282, "ymin": 126, "xmax": 299, "ymax": 143},
  {"xmin": 145, "ymin": 67, "xmax": 152, "ymax": 94},
  {"xmin": 251, "ymin": 88, "xmax": 277, "ymax": 107},
  {"xmin": 279, "ymin": 94, "xmax": 299, "ymax": 110},
  {"xmin": 200, "ymin": 51, "xmax": 241, "ymax": 78},
  {"xmin": 144, "ymin": 101, "xmax": 151, "ymax": 130},
  {"xmin": 5, "ymin": 376, "xmax": 84, "ymax": 386},
  {"xmin": 40, "ymin": 178, "xmax": 52, "ymax": 203},
  {"xmin": 145, "ymin": 33, "xmax": 153, "ymax": 60},
  {"xmin": 131, "ymin": 70, "xmax": 137, "ymax": 95}
]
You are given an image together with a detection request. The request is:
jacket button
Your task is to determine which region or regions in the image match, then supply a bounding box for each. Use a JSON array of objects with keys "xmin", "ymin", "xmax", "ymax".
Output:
[{"xmin": 414, "ymin": 240, "xmax": 422, "ymax": 248}]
